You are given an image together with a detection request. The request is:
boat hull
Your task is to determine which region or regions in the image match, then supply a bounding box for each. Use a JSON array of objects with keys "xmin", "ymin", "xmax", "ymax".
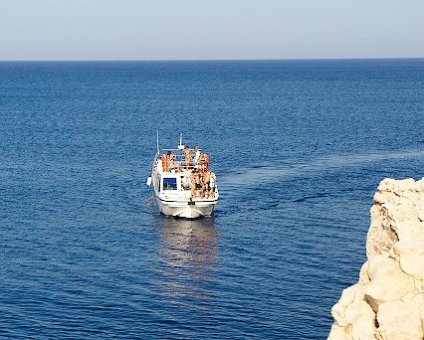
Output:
[{"xmin": 155, "ymin": 198, "xmax": 217, "ymax": 218}]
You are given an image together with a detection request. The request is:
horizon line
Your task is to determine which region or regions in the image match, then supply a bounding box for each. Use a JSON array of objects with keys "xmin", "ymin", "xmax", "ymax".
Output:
[{"xmin": 0, "ymin": 57, "xmax": 423, "ymax": 63}]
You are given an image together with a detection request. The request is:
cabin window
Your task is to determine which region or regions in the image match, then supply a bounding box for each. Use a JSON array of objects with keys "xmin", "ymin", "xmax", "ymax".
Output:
[{"xmin": 163, "ymin": 177, "xmax": 177, "ymax": 190}]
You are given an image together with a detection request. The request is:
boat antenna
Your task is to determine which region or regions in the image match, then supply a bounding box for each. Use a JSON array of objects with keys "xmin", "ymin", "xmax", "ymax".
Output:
[
  {"xmin": 178, "ymin": 132, "xmax": 184, "ymax": 150},
  {"xmin": 156, "ymin": 130, "xmax": 160, "ymax": 154}
]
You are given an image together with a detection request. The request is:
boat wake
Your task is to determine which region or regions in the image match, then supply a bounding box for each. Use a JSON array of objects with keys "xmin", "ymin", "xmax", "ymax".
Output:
[{"xmin": 219, "ymin": 148, "xmax": 424, "ymax": 190}]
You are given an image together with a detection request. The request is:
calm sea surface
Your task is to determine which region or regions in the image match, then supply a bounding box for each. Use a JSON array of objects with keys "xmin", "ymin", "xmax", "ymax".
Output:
[{"xmin": 1, "ymin": 60, "xmax": 423, "ymax": 339}]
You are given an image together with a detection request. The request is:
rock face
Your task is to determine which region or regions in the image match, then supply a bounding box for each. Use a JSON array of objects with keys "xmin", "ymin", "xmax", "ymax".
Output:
[{"xmin": 329, "ymin": 178, "xmax": 424, "ymax": 340}]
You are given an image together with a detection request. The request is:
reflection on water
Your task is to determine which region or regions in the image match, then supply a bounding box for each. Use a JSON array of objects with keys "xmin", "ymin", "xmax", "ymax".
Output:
[{"xmin": 157, "ymin": 217, "xmax": 218, "ymax": 299}]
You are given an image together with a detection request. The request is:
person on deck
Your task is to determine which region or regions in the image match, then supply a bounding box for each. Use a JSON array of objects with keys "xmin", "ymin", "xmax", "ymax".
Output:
[
  {"xmin": 204, "ymin": 153, "xmax": 210, "ymax": 171},
  {"xmin": 190, "ymin": 168, "xmax": 202, "ymax": 198},
  {"xmin": 198, "ymin": 152, "xmax": 206, "ymax": 172},
  {"xmin": 202, "ymin": 170, "xmax": 210, "ymax": 198},
  {"xmin": 194, "ymin": 145, "xmax": 201, "ymax": 168},
  {"xmin": 183, "ymin": 146, "xmax": 192, "ymax": 170},
  {"xmin": 161, "ymin": 153, "xmax": 168, "ymax": 172},
  {"xmin": 168, "ymin": 151, "xmax": 181, "ymax": 172},
  {"xmin": 209, "ymin": 171, "xmax": 216, "ymax": 198}
]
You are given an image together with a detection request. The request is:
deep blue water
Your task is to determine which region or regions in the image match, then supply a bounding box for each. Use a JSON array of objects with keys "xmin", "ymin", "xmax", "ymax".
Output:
[{"xmin": 0, "ymin": 59, "xmax": 423, "ymax": 339}]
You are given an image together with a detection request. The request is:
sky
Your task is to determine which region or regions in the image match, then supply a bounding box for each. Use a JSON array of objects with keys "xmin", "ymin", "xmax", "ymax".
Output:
[{"xmin": 1, "ymin": 0, "xmax": 423, "ymax": 60}]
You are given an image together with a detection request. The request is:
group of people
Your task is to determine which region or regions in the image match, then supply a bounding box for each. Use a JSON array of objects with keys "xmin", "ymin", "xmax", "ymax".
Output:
[
  {"xmin": 161, "ymin": 145, "xmax": 209, "ymax": 172},
  {"xmin": 161, "ymin": 150, "xmax": 181, "ymax": 172},
  {"xmin": 160, "ymin": 145, "xmax": 216, "ymax": 199},
  {"xmin": 183, "ymin": 145, "xmax": 209, "ymax": 171},
  {"xmin": 190, "ymin": 167, "xmax": 216, "ymax": 199}
]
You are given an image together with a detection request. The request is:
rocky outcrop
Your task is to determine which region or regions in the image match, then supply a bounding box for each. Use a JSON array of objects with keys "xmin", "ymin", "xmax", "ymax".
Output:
[{"xmin": 329, "ymin": 178, "xmax": 424, "ymax": 340}]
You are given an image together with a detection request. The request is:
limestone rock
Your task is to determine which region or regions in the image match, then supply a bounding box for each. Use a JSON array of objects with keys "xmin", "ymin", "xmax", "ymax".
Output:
[
  {"xmin": 364, "ymin": 255, "xmax": 415, "ymax": 312},
  {"xmin": 375, "ymin": 294, "xmax": 424, "ymax": 340},
  {"xmin": 328, "ymin": 178, "xmax": 424, "ymax": 339},
  {"xmin": 329, "ymin": 284, "xmax": 376, "ymax": 339}
]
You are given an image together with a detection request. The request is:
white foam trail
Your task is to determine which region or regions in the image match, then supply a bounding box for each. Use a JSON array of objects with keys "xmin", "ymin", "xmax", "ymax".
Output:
[{"xmin": 219, "ymin": 148, "xmax": 424, "ymax": 188}]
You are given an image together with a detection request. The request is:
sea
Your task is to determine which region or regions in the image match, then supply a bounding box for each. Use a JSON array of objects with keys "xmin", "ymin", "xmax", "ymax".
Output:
[{"xmin": 1, "ymin": 59, "xmax": 423, "ymax": 339}]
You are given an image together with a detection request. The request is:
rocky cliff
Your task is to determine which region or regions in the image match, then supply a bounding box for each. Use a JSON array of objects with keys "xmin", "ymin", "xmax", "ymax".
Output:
[{"xmin": 329, "ymin": 178, "xmax": 424, "ymax": 340}]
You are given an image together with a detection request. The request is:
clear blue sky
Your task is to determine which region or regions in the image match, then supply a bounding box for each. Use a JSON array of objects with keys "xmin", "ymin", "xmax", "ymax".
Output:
[{"xmin": 1, "ymin": 0, "xmax": 423, "ymax": 60}]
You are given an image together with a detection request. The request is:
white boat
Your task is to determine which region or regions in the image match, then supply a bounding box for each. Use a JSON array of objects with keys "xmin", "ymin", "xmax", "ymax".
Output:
[{"xmin": 147, "ymin": 134, "xmax": 219, "ymax": 219}]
